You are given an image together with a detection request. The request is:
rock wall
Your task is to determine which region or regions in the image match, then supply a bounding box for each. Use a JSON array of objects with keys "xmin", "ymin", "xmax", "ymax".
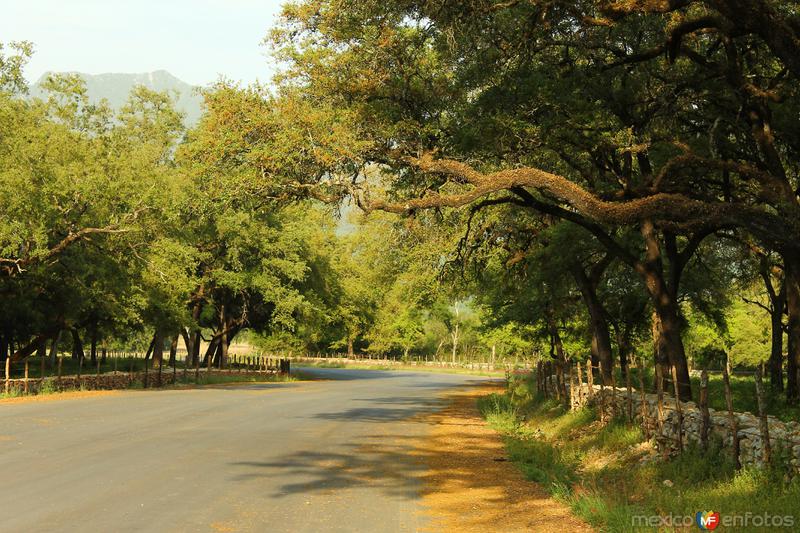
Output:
[{"xmin": 558, "ymin": 379, "xmax": 800, "ymax": 475}]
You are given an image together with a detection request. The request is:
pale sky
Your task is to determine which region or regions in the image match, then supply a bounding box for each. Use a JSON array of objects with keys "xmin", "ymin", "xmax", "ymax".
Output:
[{"xmin": 1, "ymin": 0, "xmax": 286, "ymax": 86}]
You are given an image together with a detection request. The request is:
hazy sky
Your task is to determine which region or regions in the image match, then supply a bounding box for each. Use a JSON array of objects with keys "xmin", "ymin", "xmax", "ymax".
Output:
[{"xmin": 1, "ymin": 0, "xmax": 286, "ymax": 86}]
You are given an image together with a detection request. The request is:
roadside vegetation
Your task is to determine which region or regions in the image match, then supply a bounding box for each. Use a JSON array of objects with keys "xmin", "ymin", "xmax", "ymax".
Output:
[{"xmin": 479, "ymin": 377, "xmax": 800, "ymax": 532}]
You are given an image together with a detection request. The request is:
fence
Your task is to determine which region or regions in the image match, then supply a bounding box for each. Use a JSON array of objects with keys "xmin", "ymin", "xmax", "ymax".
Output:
[
  {"xmin": 533, "ymin": 359, "xmax": 800, "ymax": 475},
  {"xmin": 293, "ymin": 353, "xmax": 528, "ymax": 371},
  {"xmin": 2, "ymin": 353, "xmax": 291, "ymax": 397}
]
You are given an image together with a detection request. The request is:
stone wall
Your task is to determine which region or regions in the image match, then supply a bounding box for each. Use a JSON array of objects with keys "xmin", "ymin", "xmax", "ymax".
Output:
[{"xmin": 553, "ymin": 377, "xmax": 800, "ymax": 475}]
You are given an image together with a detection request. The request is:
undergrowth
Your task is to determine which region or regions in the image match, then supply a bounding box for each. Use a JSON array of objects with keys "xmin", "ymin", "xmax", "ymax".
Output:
[{"xmin": 479, "ymin": 376, "xmax": 800, "ymax": 532}]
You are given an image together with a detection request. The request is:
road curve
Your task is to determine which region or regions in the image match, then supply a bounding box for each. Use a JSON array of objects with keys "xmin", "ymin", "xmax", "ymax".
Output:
[{"xmin": 0, "ymin": 368, "xmax": 491, "ymax": 533}]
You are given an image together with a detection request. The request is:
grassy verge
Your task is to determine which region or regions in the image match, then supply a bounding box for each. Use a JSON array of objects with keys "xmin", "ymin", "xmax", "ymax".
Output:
[
  {"xmin": 478, "ymin": 377, "xmax": 800, "ymax": 532},
  {"xmin": 295, "ymin": 359, "xmax": 506, "ymax": 377}
]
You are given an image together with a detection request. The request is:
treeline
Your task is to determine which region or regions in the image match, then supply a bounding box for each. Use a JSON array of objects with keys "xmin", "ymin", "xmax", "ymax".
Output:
[
  {"xmin": 5, "ymin": 0, "xmax": 800, "ymax": 407},
  {"xmin": 257, "ymin": 0, "xmax": 800, "ymax": 404}
]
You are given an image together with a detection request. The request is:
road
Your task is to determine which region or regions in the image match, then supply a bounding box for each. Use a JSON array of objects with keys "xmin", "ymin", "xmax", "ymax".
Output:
[{"xmin": 0, "ymin": 368, "xmax": 491, "ymax": 533}]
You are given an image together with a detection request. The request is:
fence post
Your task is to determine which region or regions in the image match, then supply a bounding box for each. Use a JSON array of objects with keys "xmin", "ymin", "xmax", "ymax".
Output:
[
  {"xmin": 625, "ymin": 364, "xmax": 633, "ymax": 422},
  {"xmin": 755, "ymin": 365, "xmax": 771, "ymax": 465},
  {"xmin": 5, "ymin": 356, "xmax": 10, "ymax": 395},
  {"xmin": 598, "ymin": 361, "xmax": 606, "ymax": 423},
  {"xmin": 670, "ymin": 364, "xmax": 684, "ymax": 453},
  {"xmin": 700, "ymin": 369, "xmax": 710, "ymax": 451},
  {"xmin": 576, "ymin": 361, "xmax": 583, "ymax": 406},
  {"xmin": 568, "ymin": 362, "xmax": 575, "ymax": 409},
  {"xmin": 587, "ymin": 361, "xmax": 594, "ymax": 400},
  {"xmin": 722, "ymin": 358, "xmax": 741, "ymax": 469},
  {"xmin": 536, "ymin": 361, "xmax": 542, "ymax": 394},
  {"xmin": 24, "ymin": 360, "xmax": 29, "ymax": 394},
  {"xmin": 637, "ymin": 357, "xmax": 648, "ymax": 438},
  {"xmin": 655, "ymin": 363, "xmax": 665, "ymax": 439}
]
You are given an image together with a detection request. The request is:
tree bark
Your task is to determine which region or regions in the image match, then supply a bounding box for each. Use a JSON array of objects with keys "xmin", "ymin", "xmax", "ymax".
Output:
[
  {"xmin": 785, "ymin": 251, "xmax": 800, "ymax": 403},
  {"xmin": 49, "ymin": 330, "xmax": 61, "ymax": 366},
  {"xmin": 152, "ymin": 331, "xmax": 164, "ymax": 369},
  {"xmin": 640, "ymin": 223, "xmax": 693, "ymax": 401},
  {"xmin": 71, "ymin": 329, "xmax": 84, "ymax": 361},
  {"xmin": 571, "ymin": 263, "xmax": 613, "ymax": 384},
  {"xmin": 760, "ymin": 259, "xmax": 786, "ymax": 391},
  {"xmin": 168, "ymin": 334, "xmax": 178, "ymax": 366}
]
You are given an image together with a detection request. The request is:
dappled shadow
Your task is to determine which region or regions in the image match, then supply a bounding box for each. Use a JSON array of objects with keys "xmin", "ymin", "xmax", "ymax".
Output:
[{"xmin": 228, "ymin": 385, "xmax": 591, "ymax": 532}]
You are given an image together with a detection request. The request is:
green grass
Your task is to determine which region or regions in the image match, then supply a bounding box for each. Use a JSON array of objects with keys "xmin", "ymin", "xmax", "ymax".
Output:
[
  {"xmin": 479, "ymin": 379, "xmax": 800, "ymax": 532},
  {"xmin": 296, "ymin": 359, "xmax": 506, "ymax": 377}
]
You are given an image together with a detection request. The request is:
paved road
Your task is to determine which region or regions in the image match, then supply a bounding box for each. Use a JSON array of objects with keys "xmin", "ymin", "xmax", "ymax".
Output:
[{"xmin": 0, "ymin": 368, "xmax": 490, "ymax": 533}]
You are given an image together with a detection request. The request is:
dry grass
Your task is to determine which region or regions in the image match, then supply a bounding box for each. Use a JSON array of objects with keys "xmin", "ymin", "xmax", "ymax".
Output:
[{"xmin": 414, "ymin": 385, "xmax": 593, "ymax": 532}]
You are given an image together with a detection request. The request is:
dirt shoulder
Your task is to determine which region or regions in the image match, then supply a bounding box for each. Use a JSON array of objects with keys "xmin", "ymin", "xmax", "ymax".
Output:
[{"xmin": 415, "ymin": 384, "xmax": 593, "ymax": 533}]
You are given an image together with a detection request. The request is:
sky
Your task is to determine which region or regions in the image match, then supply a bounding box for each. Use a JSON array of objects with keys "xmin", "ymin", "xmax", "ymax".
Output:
[{"xmin": 1, "ymin": 0, "xmax": 286, "ymax": 86}]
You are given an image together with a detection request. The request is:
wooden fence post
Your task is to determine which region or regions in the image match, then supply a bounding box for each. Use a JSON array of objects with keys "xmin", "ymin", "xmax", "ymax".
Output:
[
  {"xmin": 587, "ymin": 362, "xmax": 594, "ymax": 400},
  {"xmin": 722, "ymin": 358, "xmax": 741, "ymax": 469},
  {"xmin": 755, "ymin": 365, "xmax": 771, "ymax": 465},
  {"xmin": 655, "ymin": 363, "xmax": 665, "ymax": 439},
  {"xmin": 576, "ymin": 361, "xmax": 583, "ymax": 406},
  {"xmin": 625, "ymin": 364, "xmax": 633, "ymax": 422},
  {"xmin": 4, "ymin": 357, "xmax": 10, "ymax": 394},
  {"xmin": 611, "ymin": 364, "xmax": 618, "ymax": 418},
  {"xmin": 24, "ymin": 360, "xmax": 29, "ymax": 394},
  {"xmin": 598, "ymin": 361, "xmax": 606, "ymax": 423},
  {"xmin": 637, "ymin": 357, "xmax": 648, "ymax": 438},
  {"xmin": 700, "ymin": 369, "xmax": 710, "ymax": 451},
  {"xmin": 670, "ymin": 364, "xmax": 684, "ymax": 453}
]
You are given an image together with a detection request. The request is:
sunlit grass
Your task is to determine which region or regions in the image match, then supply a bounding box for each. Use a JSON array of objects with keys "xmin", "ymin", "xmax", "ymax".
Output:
[{"xmin": 480, "ymin": 386, "xmax": 800, "ymax": 533}]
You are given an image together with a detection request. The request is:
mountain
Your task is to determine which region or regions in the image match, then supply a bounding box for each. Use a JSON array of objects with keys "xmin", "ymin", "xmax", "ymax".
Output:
[{"xmin": 31, "ymin": 70, "xmax": 204, "ymax": 126}]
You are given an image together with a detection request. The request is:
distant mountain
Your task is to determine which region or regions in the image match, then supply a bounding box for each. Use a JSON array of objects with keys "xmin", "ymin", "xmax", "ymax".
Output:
[{"xmin": 31, "ymin": 70, "xmax": 204, "ymax": 126}]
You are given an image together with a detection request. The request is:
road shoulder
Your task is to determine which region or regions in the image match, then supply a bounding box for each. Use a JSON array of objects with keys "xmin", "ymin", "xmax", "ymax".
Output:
[{"xmin": 415, "ymin": 384, "xmax": 593, "ymax": 533}]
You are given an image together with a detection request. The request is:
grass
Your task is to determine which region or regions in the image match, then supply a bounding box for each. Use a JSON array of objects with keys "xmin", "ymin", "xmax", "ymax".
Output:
[
  {"xmin": 295, "ymin": 359, "xmax": 507, "ymax": 377},
  {"xmin": 479, "ymin": 376, "xmax": 800, "ymax": 532}
]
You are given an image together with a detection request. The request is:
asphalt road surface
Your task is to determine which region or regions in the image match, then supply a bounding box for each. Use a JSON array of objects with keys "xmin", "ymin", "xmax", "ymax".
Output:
[{"xmin": 0, "ymin": 368, "xmax": 490, "ymax": 533}]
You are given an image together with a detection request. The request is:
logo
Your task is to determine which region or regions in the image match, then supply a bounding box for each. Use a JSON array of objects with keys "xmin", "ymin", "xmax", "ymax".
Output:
[{"xmin": 696, "ymin": 511, "xmax": 720, "ymax": 530}]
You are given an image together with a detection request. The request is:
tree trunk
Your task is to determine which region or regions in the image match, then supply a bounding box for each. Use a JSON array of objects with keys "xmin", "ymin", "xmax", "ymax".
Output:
[
  {"xmin": 168, "ymin": 334, "xmax": 178, "ymax": 366},
  {"xmin": 203, "ymin": 337, "xmax": 218, "ymax": 366},
  {"xmin": 49, "ymin": 330, "xmax": 61, "ymax": 366},
  {"xmin": 617, "ymin": 329, "xmax": 630, "ymax": 380},
  {"xmin": 571, "ymin": 264, "xmax": 613, "ymax": 384},
  {"xmin": 769, "ymin": 292, "xmax": 785, "ymax": 391},
  {"xmin": 71, "ymin": 329, "xmax": 84, "ymax": 361},
  {"xmin": 451, "ymin": 324, "xmax": 459, "ymax": 364},
  {"xmin": 152, "ymin": 331, "xmax": 164, "ymax": 369},
  {"xmin": 639, "ymin": 223, "xmax": 692, "ymax": 401},
  {"xmin": 181, "ymin": 328, "xmax": 194, "ymax": 367},
  {"xmin": 347, "ymin": 336, "xmax": 354, "ymax": 358},
  {"xmin": 90, "ymin": 325, "xmax": 98, "ymax": 365},
  {"xmin": 785, "ymin": 251, "xmax": 800, "ymax": 403}
]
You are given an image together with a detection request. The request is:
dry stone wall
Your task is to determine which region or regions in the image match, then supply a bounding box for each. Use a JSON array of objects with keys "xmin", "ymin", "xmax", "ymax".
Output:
[{"xmin": 556, "ymin": 378, "xmax": 800, "ymax": 475}]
